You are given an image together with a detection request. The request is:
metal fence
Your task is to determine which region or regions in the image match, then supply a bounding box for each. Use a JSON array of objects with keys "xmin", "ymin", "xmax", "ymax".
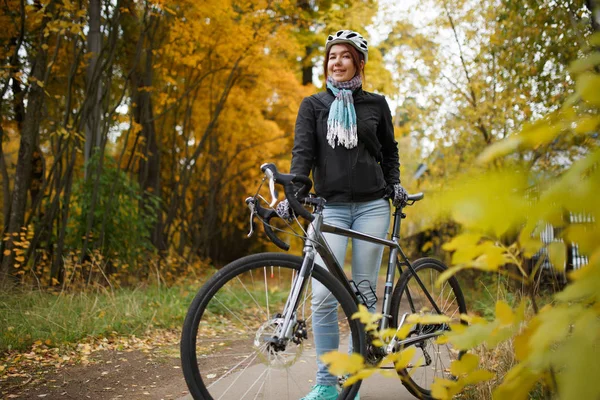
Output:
[{"xmin": 536, "ymin": 212, "xmax": 592, "ymax": 272}]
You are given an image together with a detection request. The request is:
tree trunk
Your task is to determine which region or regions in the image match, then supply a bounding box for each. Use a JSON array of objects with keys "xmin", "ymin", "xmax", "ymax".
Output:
[
  {"xmin": 302, "ymin": 45, "xmax": 314, "ymax": 85},
  {"xmin": 0, "ymin": 124, "xmax": 10, "ymax": 226},
  {"xmin": 135, "ymin": 16, "xmax": 163, "ymax": 250},
  {"xmin": 0, "ymin": 0, "xmax": 26, "ymax": 268},
  {"xmin": 51, "ymin": 149, "xmax": 77, "ymax": 282},
  {"xmin": 0, "ymin": 27, "xmax": 50, "ymax": 281},
  {"xmin": 78, "ymin": 0, "xmax": 106, "ymax": 270},
  {"xmin": 84, "ymin": 0, "xmax": 102, "ymax": 175},
  {"xmin": 161, "ymin": 57, "xmax": 242, "ymax": 241}
]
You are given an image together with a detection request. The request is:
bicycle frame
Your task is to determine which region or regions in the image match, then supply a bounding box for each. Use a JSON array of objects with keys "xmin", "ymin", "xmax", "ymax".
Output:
[{"xmin": 276, "ymin": 204, "xmax": 444, "ymax": 342}]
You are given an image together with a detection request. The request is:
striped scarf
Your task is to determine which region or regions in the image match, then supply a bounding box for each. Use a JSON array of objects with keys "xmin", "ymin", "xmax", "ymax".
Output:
[{"xmin": 326, "ymin": 75, "xmax": 362, "ymax": 149}]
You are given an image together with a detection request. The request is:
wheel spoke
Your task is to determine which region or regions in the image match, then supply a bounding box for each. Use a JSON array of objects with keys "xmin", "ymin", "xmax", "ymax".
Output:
[
  {"xmin": 263, "ymin": 267, "xmax": 270, "ymax": 321},
  {"xmin": 228, "ymin": 274, "xmax": 268, "ymax": 321},
  {"xmin": 209, "ymin": 350, "xmax": 260, "ymax": 392},
  {"xmin": 181, "ymin": 255, "xmax": 363, "ymax": 400},
  {"xmin": 391, "ymin": 259, "xmax": 466, "ymax": 397},
  {"xmin": 237, "ymin": 363, "xmax": 270, "ymax": 399},
  {"xmin": 211, "ymin": 295, "xmax": 254, "ymax": 331}
]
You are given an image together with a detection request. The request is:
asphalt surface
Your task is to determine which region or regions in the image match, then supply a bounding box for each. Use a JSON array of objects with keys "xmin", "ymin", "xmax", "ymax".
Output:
[
  {"xmin": 177, "ymin": 274, "xmax": 421, "ymax": 400},
  {"xmin": 177, "ymin": 365, "xmax": 417, "ymax": 399}
]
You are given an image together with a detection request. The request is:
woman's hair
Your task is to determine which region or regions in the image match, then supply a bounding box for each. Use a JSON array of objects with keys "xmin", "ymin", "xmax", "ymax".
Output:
[{"xmin": 324, "ymin": 43, "xmax": 365, "ymax": 82}]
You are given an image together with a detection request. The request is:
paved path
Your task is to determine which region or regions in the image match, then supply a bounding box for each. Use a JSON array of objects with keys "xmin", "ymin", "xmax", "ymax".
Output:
[
  {"xmin": 177, "ymin": 369, "xmax": 415, "ymax": 399},
  {"xmin": 177, "ymin": 274, "xmax": 419, "ymax": 400}
]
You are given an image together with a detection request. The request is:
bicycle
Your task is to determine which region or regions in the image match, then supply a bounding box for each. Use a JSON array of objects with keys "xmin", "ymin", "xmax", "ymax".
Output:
[{"xmin": 181, "ymin": 163, "xmax": 467, "ymax": 400}]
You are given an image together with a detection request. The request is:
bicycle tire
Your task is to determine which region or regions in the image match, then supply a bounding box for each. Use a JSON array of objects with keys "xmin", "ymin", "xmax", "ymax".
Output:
[
  {"xmin": 181, "ymin": 252, "xmax": 366, "ymax": 400},
  {"xmin": 390, "ymin": 257, "xmax": 467, "ymax": 399}
]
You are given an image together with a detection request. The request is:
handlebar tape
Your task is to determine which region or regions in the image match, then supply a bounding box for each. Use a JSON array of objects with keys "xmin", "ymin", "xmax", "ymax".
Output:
[
  {"xmin": 260, "ymin": 163, "xmax": 314, "ymax": 222},
  {"xmin": 284, "ymin": 184, "xmax": 314, "ymax": 222},
  {"xmin": 252, "ymin": 199, "xmax": 290, "ymax": 251},
  {"xmin": 262, "ymin": 220, "xmax": 290, "ymax": 251}
]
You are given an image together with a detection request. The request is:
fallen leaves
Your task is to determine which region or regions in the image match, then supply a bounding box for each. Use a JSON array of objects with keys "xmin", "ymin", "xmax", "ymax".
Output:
[{"xmin": 0, "ymin": 329, "xmax": 181, "ymax": 386}]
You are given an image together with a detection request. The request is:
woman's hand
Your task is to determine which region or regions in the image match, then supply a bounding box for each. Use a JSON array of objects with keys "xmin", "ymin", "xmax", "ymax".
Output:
[
  {"xmin": 276, "ymin": 199, "xmax": 294, "ymax": 221},
  {"xmin": 385, "ymin": 183, "xmax": 408, "ymax": 207}
]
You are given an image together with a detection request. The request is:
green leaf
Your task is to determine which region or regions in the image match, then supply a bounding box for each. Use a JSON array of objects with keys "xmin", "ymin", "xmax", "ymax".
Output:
[
  {"xmin": 590, "ymin": 32, "xmax": 600, "ymax": 47},
  {"xmin": 556, "ymin": 263, "xmax": 600, "ymax": 303},
  {"xmin": 495, "ymin": 300, "xmax": 514, "ymax": 326},
  {"xmin": 573, "ymin": 115, "xmax": 600, "ymax": 134},
  {"xmin": 565, "ymin": 224, "xmax": 598, "ymax": 255},
  {"xmin": 519, "ymin": 118, "xmax": 564, "ymax": 148},
  {"xmin": 382, "ymin": 347, "xmax": 416, "ymax": 371},
  {"xmin": 551, "ymin": 310, "xmax": 600, "ymax": 400},
  {"xmin": 446, "ymin": 320, "xmax": 496, "ymax": 350},
  {"xmin": 351, "ymin": 304, "xmax": 382, "ymax": 328},
  {"xmin": 320, "ymin": 352, "xmax": 365, "ymax": 375},
  {"xmin": 576, "ymin": 72, "xmax": 600, "ymax": 107},
  {"xmin": 443, "ymin": 171, "xmax": 528, "ymax": 236},
  {"xmin": 470, "ymin": 243, "xmax": 510, "ymax": 271},
  {"xmin": 547, "ymin": 241, "xmax": 566, "ymax": 272},
  {"xmin": 518, "ymin": 220, "xmax": 544, "ymax": 258},
  {"xmin": 450, "ymin": 245, "xmax": 481, "ymax": 265},
  {"xmin": 450, "ymin": 353, "xmax": 479, "ymax": 376},
  {"xmin": 520, "ymin": 238, "xmax": 543, "ymax": 258},
  {"xmin": 436, "ymin": 265, "xmax": 466, "ymax": 287},
  {"xmin": 477, "ymin": 136, "xmax": 522, "ymax": 163},
  {"xmin": 492, "ymin": 363, "xmax": 542, "ymax": 400},
  {"xmin": 487, "ymin": 325, "xmax": 518, "ymax": 348},
  {"xmin": 462, "ymin": 369, "xmax": 495, "ymax": 385},
  {"xmin": 529, "ymin": 305, "xmax": 574, "ymax": 353},
  {"xmin": 442, "ymin": 233, "xmax": 482, "ymax": 252},
  {"xmin": 406, "ymin": 314, "xmax": 452, "ymax": 324},
  {"xmin": 569, "ymin": 52, "xmax": 600, "ymax": 74},
  {"xmin": 344, "ymin": 368, "xmax": 377, "ymax": 386},
  {"xmin": 431, "ymin": 377, "xmax": 462, "ymax": 400},
  {"xmin": 514, "ymin": 317, "xmax": 541, "ymax": 361}
]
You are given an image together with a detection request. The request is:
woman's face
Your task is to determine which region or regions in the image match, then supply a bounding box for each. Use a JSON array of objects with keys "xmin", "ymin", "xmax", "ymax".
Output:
[{"xmin": 327, "ymin": 44, "xmax": 361, "ymax": 82}]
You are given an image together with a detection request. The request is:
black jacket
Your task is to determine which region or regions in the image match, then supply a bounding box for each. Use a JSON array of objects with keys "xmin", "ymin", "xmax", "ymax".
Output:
[{"xmin": 291, "ymin": 88, "xmax": 400, "ymax": 203}]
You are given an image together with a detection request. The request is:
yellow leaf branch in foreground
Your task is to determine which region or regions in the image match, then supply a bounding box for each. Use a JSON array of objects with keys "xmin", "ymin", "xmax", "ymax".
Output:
[
  {"xmin": 431, "ymin": 354, "xmax": 495, "ymax": 400},
  {"xmin": 319, "ymin": 352, "xmax": 365, "ymax": 376}
]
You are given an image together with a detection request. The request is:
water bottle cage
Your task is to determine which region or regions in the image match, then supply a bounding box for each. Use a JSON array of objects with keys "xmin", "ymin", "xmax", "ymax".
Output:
[{"xmin": 349, "ymin": 279, "xmax": 378, "ymax": 309}]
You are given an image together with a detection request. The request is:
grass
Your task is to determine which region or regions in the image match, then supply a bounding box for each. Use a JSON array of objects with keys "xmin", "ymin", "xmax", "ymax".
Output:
[
  {"xmin": 460, "ymin": 271, "xmax": 517, "ymax": 319},
  {"xmin": 0, "ymin": 284, "xmax": 199, "ymax": 353},
  {"xmin": 0, "ymin": 272, "xmax": 293, "ymax": 354},
  {"xmin": 454, "ymin": 269, "xmax": 559, "ymax": 400},
  {"xmin": 206, "ymin": 287, "xmax": 288, "ymax": 316}
]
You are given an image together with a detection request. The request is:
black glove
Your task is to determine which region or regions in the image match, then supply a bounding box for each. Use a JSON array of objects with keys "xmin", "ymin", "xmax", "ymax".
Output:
[
  {"xmin": 385, "ymin": 183, "xmax": 408, "ymax": 208},
  {"xmin": 275, "ymin": 199, "xmax": 294, "ymax": 221}
]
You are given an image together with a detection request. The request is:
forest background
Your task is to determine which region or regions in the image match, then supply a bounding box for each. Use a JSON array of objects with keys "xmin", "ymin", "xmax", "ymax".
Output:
[{"xmin": 0, "ymin": 0, "xmax": 598, "ymax": 398}]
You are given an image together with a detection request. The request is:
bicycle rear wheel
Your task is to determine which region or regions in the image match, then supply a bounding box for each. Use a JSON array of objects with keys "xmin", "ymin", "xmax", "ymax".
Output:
[
  {"xmin": 390, "ymin": 257, "xmax": 467, "ymax": 400},
  {"xmin": 181, "ymin": 252, "xmax": 365, "ymax": 400}
]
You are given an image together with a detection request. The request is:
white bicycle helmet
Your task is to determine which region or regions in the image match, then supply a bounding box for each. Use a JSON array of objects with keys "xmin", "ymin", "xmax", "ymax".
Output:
[{"xmin": 325, "ymin": 30, "xmax": 369, "ymax": 63}]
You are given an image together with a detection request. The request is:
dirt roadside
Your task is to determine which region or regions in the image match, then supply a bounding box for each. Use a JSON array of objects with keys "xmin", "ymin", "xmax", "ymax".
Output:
[
  {"xmin": 1, "ymin": 274, "xmax": 411, "ymax": 400},
  {"xmin": 1, "ymin": 333, "xmax": 190, "ymax": 400}
]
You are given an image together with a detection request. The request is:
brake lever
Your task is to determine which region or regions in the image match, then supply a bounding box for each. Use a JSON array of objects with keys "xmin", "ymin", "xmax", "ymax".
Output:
[
  {"xmin": 245, "ymin": 197, "xmax": 256, "ymax": 237},
  {"xmin": 264, "ymin": 168, "xmax": 278, "ymax": 207}
]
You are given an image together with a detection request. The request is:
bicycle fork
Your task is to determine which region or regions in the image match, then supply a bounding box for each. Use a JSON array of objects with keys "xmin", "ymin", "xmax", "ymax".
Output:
[
  {"xmin": 270, "ymin": 223, "xmax": 320, "ymax": 348},
  {"xmin": 275, "ymin": 250, "xmax": 315, "ymax": 344}
]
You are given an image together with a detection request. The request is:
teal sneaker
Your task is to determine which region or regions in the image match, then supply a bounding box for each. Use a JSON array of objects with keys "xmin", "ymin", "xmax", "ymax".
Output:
[
  {"xmin": 336, "ymin": 376, "xmax": 360, "ymax": 400},
  {"xmin": 300, "ymin": 384, "xmax": 339, "ymax": 400}
]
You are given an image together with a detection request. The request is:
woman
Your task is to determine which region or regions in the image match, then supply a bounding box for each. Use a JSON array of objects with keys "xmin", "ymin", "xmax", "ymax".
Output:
[{"xmin": 279, "ymin": 30, "xmax": 407, "ymax": 400}]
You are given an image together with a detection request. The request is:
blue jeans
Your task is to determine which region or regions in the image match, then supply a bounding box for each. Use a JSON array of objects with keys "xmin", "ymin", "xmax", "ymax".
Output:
[{"xmin": 311, "ymin": 198, "xmax": 390, "ymax": 385}]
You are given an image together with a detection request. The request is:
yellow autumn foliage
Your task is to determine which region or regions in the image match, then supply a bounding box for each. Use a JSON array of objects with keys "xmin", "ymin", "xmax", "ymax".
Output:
[{"xmin": 321, "ymin": 28, "xmax": 599, "ymax": 400}]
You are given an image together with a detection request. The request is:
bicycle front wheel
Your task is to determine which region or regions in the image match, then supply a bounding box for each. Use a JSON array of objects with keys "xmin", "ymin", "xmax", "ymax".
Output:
[
  {"xmin": 181, "ymin": 252, "xmax": 365, "ymax": 400},
  {"xmin": 390, "ymin": 257, "xmax": 467, "ymax": 400}
]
